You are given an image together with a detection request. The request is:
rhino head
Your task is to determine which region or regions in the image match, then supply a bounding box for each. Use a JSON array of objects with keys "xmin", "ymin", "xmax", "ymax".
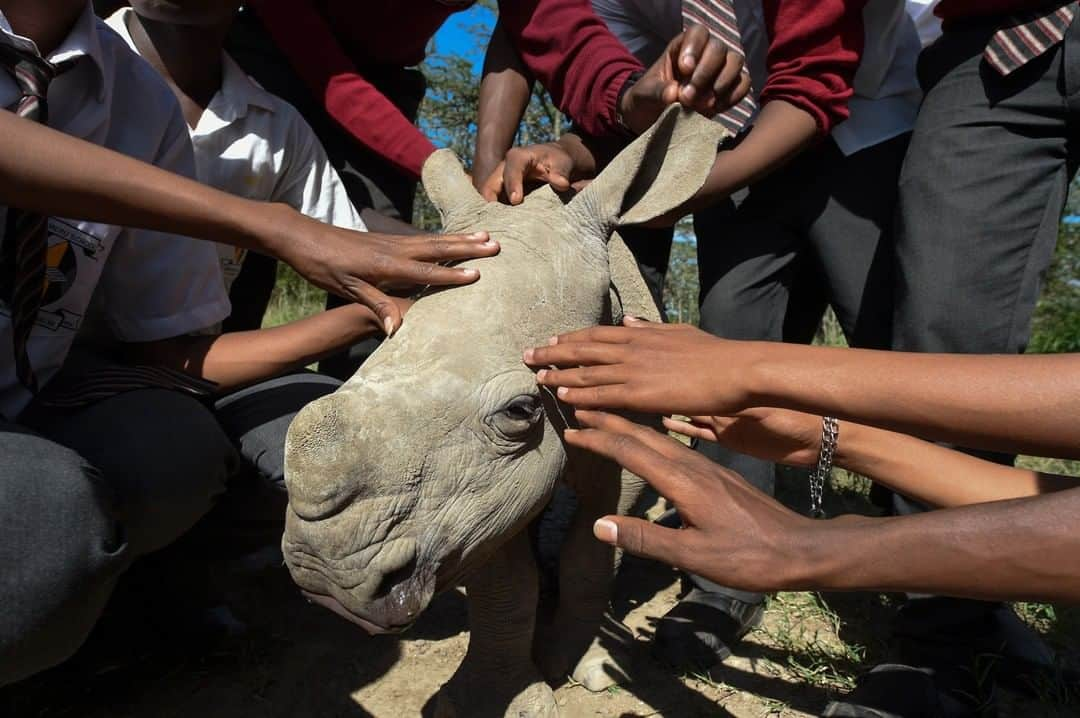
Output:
[{"xmin": 281, "ymin": 107, "xmax": 726, "ymax": 633}]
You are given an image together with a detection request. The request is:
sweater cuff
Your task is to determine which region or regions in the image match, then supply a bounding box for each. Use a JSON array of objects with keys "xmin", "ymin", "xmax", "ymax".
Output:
[{"xmin": 600, "ymin": 66, "xmax": 638, "ymax": 137}]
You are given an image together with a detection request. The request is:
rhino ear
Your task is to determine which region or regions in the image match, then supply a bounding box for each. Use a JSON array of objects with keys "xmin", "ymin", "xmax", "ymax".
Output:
[
  {"xmin": 569, "ymin": 105, "xmax": 728, "ymax": 232},
  {"xmin": 607, "ymin": 230, "xmax": 663, "ymax": 323},
  {"xmin": 421, "ymin": 149, "xmax": 485, "ymax": 229}
]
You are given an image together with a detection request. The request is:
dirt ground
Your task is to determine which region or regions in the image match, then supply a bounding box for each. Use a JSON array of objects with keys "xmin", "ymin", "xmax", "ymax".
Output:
[
  {"xmin": 2, "ymin": 475, "xmax": 1077, "ymax": 717},
  {"xmin": 0, "ymin": 551, "xmax": 847, "ymax": 718}
]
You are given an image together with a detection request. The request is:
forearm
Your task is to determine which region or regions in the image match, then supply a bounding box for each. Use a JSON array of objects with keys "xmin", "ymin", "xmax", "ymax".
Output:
[
  {"xmin": 0, "ymin": 111, "xmax": 291, "ymax": 255},
  {"xmin": 800, "ymin": 489, "xmax": 1080, "ymax": 602},
  {"xmin": 836, "ymin": 421, "xmax": 1078, "ymax": 507},
  {"xmin": 136, "ymin": 305, "xmax": 380, "ymax": 390},
  {"xmin": 651, "ymin": 101, "xmax": 817, "ymax": 225},
  {"xmin": 740, "ymin": 342, "xmax": 1080, "ymax": 459},
  {"xmin": 474, "ymin": 19, "xmax": 533, "ymax": 186}
]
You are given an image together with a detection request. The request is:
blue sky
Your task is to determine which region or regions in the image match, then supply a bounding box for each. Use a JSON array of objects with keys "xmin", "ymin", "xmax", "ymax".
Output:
[{"xmin": 431, "ymin": 5, "xmax": 496, "ymax": 73}]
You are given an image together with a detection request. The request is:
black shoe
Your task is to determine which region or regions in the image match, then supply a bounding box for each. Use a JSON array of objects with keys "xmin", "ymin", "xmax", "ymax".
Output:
[
  {"xmin": 893, "ymin": 599, "xmax": 1058, "ymax": 698},
  {"xmin": 823, "ymin": 663, "xmax": 986, "ymax": 718},
  {"xmin": 651, "ymin": 587, "xmax": 764, "ymax": 669}
]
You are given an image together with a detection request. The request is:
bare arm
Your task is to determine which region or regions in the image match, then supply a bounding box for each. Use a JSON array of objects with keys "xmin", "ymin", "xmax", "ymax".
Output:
[
  {"xmin": 572, "ymin": 410, "xmax": 1080, "ymax": 604},
  {"xmin": 0, "ymin": 111, "xmax": 498, "ymax": 333},
  {"xmin": 666, "ymin": 409, "xmax": 1079, "ymax": 508},
  {"xmin": 129, "ymin": 301, "xmax": 400, "ymax": 391},
  {"xmin": 649, "ymin": 100, "xmax": 818, "ymax": 225},
  {"xmin": 473, "ymin": 19, "xmax": 534, "ymax": 189},
  {"xmin": 528, "ymin": 321, "xmax": 1080, "ymax": 460}
]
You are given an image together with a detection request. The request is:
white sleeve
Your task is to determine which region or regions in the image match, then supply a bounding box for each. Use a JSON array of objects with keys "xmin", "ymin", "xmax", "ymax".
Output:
[
  {"xmin": 98, "ymin": 110, "xmax": 232, "ymax": 342},
  {"xmin": 272, "ymin": 109, "xmax": 367, "ymax": 231}
]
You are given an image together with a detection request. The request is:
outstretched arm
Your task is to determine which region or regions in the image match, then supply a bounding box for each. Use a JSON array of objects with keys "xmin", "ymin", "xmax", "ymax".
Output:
[
  {"xmin": 665, "ymin": 409, "xmax": 1079, "ymax": 508},
  {"xmin": 0, "ymin": 110, "xmax": 498, "ymax": 334},
  {"xmin": 130, "ymin": 298, "xmax": 410, "ymax": 391},
  {"xmin": 526, "ymin": 319, "xmax": 1080, "ymax": 460},
  {"xmin": 571, "ymin": 411, "xmax": 1080, "ymax": 604}
]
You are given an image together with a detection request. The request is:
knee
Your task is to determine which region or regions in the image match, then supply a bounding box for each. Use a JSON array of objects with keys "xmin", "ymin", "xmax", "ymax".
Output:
[
  {"xmin": 100, "ymin": 391, "xmax": 239, "ymax": 555},
  {"xmin": 0, "ymin": 440, "xmax": 126, "ymax": 685}
]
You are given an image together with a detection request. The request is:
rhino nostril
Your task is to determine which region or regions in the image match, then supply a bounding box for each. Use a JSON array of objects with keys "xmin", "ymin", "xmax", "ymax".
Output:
[{"xmin": 373, "ymin": 555, "xmax": 418, "ymax": 602}]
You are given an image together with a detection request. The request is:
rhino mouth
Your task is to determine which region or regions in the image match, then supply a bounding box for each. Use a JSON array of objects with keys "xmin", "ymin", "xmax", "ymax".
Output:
[{"xmin": 301, "ymin": 590, "xmax": 410, "ymax": 635}]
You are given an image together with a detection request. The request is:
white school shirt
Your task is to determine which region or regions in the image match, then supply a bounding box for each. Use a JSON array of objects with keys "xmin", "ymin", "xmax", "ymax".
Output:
[
  {"xmin": 907, "ymin": 0, "xmax": 943, "ymax": 47},
  {"xmin": 108, "ymin": 7, "xmax": 366, "ymax": 295},
  {"xmin": 591, "ymin": 0, "xmax": 923, "ymax": 156},
  {"xmin": 0, "ymin": 3, "xmax": 230, "ymax": 419}
]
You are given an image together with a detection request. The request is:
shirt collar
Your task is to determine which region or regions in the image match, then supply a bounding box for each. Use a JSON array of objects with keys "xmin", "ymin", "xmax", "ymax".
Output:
[
  {"xmin": 215, "ymin": 51, "xmax": 277, "ymax": 120},
  {"xmin": 0, "ymin": 3, "xmax": 106, "ymax": 98}
]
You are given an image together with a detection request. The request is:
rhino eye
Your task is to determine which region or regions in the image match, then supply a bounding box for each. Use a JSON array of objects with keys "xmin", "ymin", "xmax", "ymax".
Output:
[{"xmin": 488, "ymin": 394, "xmax": 543, "ymax": 438}]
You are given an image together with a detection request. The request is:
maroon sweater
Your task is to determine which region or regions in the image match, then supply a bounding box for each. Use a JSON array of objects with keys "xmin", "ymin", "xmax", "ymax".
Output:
[
  {"xmin": 253, "ymin": 0, "xmax": 866, "ymax": 180},
  {"xmin": 253, "ymin": 0, "xmax": 643, "ymax": 179}
]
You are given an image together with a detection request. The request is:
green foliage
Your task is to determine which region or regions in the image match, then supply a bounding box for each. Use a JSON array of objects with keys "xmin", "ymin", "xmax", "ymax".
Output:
[
  {"xmin": 1029, "ymin": 223, "xmax": 1080, "ymax": 354},
  {"xmin": 263, "ymin": 262, "xmax": 325, "ymax": 328},
  {"xmin": 663, "ymin": 231, "xmax": 700, "ymax": 324}
]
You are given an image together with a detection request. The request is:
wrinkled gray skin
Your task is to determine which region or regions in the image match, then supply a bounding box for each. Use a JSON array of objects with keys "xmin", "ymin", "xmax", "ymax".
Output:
[{"xmin": 283, "ymin": 108, "xmax": 727, "ymax": 717}]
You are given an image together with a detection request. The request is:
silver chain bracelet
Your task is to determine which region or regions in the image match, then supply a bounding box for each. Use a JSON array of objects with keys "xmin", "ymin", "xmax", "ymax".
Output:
[{"xmin": 809, "ymin": 416, "xmax": 839, "ymax": 519}]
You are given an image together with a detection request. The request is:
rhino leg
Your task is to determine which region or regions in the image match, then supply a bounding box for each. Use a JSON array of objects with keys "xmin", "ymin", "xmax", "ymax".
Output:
[
  {"xmin": 431, "ymin": 530, "xmax": 557, "ymax": 718},
  {"xmin": 535, "ymin": 453, "xmax": 646, "ymax": 692}
]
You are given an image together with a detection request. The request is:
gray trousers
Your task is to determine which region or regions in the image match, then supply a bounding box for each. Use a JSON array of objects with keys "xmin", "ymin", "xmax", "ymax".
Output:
[
  {"xmin": 0, "ymin": 372, "xmax": 339, "ymax": 686},
  {"xmin": 885, "ymin": 14, "xmax": 1079, "ymax": 629},
  {"xmin": 894, "ymin": 15, "xmax": 1079, "ymax": 357},
  {"xmin": 691, "ymin": 133, "xmax": 909, "ymax": 602}
]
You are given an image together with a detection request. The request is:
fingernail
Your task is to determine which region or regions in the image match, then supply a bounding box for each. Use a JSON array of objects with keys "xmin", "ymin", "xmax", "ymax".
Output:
[
  {"xmin": 593, "ymin": 519, "xmax": 618, "ymax": 543},
  {"xmin": 384, "ymin": 317, "xmax": 395, "ymax": 336},
  {"xmin": 482, "ymin": 239, "xmax": 498, "ymax": 247},
  {"xmin": 523, "ymin": 348, "xmax": 534, "ymax": 362},
  {"xmin": 462, "ymin": 268, "xmax": 479, "ymax": 278},
  {"xmin": 468, "ymin": 232, "xmax": 488, "ymax": 240},
  {"xmin": 536, "ymin": 369, "xmax": 547, "ymax": 381},
  {"xmin": 682, "ymin": 85, "xmax": 696, "ymax": 102},
  {"xmin": 547, "ymin": 336, "xmax": 558, "ymax": 346},
  {"xmin": 557, "ymin": 387, "xmax": 568, "ymax": 398}
]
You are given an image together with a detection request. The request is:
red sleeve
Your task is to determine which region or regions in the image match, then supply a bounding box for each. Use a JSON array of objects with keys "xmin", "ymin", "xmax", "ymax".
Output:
[
  {"xmin": 252, "ymin": 0, "xmax": 436, "ymax": 180},
  {"xmin": 758, "ymin": 0, "xmax": 866, "ymax": 136},
  {"xmin": 497, "ymin": 0, "xmax": 645, "ymax": 137}
]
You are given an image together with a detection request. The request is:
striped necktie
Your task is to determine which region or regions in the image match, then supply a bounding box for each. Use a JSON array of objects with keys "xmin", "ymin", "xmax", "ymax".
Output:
[
  {"xmin": 681, "ymin": 0, "xmax": 757, "ymax": 134},
  {"xmin": 985, "ymin": 1, "xmax": 1077, "ymax": 76},
  {"xmin": 0, "ymin": 43, "xmax": 74, "ymax": 393}
]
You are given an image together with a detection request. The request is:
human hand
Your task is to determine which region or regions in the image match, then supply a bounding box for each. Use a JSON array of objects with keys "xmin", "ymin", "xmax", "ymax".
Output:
[
  {"xmin": 619, "ymin": 25, "xmax": 751, "ymax": 135},
  {"xmin": 524, "ymin": 317, "xmax": 762, "ymax": 416},
  {"xmin": 565, "ymin": 410, "xmax": 812, "ymax": 592},
  {"xmin": 480, "ymin": 131, "xmax": 605, "ymax": 206},
  {"xmin": 270, "ymin": 208, "xmax": 499, "ymax": 335},
  {"xmin": 664, "ymin": 408, "xmax": 824, "ymax": 467}
]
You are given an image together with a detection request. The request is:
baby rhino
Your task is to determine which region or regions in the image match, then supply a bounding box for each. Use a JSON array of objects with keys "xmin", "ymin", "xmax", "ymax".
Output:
[{"xmin": 282, "ymin": 107, "xmax": 726, "ymax": 717}]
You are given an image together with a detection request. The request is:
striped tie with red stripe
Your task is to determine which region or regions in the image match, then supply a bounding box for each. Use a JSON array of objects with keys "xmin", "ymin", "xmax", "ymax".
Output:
[
  {"xmin": 681, "ymin": 0, "xmax": 757, "ymax": 134},
  {"xmin": 985, "ymin": 1, "xmax": 1077, "ymax": 76},
  {"xmin": 0, "ymin": 43, "xmax": 75, "ymax": 393}
]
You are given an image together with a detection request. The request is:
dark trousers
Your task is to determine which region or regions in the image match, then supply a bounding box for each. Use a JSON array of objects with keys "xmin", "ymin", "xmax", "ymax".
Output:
[
  {"xmin": 691, "ymin": 133, "xmax": 908, "ymax": 602},
  {"xmin": 0, "ymin": 371, "xmax": 339, "ymax": 686},
  {"xmin": 894, "ymin": 16, "xmax": 1079, "ymax": 358},
  {"xmin": 886, "ymin": 15, "xmax": 1080, "ymax": 628}
]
